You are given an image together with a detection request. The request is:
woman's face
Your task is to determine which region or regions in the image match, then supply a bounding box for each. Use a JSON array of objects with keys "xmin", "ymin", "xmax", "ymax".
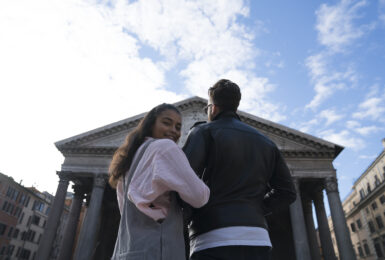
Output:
[{"xmin": 152, "ymin": 109, "xmax": 182, "ymax": 143}]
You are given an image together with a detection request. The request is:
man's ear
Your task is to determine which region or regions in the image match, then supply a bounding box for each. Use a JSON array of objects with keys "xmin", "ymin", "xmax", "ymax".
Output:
[{"xmin": 212, "ymin": 104, "xmax": 220, "ymax": 116}]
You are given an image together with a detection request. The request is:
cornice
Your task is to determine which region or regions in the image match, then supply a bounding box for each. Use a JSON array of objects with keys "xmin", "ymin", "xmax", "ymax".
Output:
[
  {"xmin": 55, "ymin": 97, "xmax": 207, "ymax": 151},
  {"xmin": 55, "ymin": 96, "xmax": 342, "ymax": 158},
  {"xmin": 60, "ymin": 147, "xmax": 116, "ymax": 156},
  {"xmin": 353, "ymin": 149, "xmax": 385, "ymax": 186},
  {"xmin": 282, "ymin": 150, "xmax": 336, "ymax": 159},
  {"xmin": 346, "ymin": 179, "xmax": 385, "ymax": 218},
  {"xmin": 240, "ymin": 115, "xmax": 341, "ymax": 157},
  {"xmin": 60, "ymin": 146, "xmax": 334, "ymax": 159}
]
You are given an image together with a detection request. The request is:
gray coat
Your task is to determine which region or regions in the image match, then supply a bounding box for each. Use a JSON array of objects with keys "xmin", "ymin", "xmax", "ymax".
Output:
[{"xmin": 111, "ymin": 139, "xmax": 186, "ymax": 260}]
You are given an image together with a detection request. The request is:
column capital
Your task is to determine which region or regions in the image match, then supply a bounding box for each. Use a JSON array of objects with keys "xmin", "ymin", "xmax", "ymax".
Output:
[
  {"xmin": 325, "ymin": 177, "xmax": 339, "ymax": 194},
  {"xmin": 93, "ymin": 175, "xmax": 107, "ymax": 189},
  {"xmin": 57, "ymin": 171, "xmax": 71, "ymax": 183}
]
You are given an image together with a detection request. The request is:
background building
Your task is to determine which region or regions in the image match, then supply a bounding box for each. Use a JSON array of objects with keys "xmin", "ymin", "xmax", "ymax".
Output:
[
  {"xmin": 330, "ymin": 139, "xmax": 385, "ymax": 259},
  {"xmin": 0, "ymin": 173, "xmax": 72, "ymax": 260}
]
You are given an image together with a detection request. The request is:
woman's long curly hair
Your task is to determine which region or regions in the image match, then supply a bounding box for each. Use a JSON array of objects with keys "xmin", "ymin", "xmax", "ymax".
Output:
[{"xmin": 108, "ymin": 103, "xmax": 181, "ymax": 188}]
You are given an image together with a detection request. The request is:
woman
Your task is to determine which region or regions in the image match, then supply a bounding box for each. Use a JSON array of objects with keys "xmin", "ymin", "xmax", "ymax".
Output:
[{"xmin": 109, "ymin": 103, "xmax": 209, "ymax": 260}]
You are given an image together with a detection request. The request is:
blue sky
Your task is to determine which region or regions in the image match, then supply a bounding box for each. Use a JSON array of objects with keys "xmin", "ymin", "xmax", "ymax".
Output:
[{"xmin": 0, "ymin": 0, "xmax": 384, "ymax": 202}]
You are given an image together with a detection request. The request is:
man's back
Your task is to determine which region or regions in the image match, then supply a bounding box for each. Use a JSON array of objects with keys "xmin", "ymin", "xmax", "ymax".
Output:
[
  {"xmin": 183, "ymin": 111, "xmax": 296, "ymax": 238},
  {"xmin": 184, "ymin": 78, "xmax": 296, "ymax": 260}
]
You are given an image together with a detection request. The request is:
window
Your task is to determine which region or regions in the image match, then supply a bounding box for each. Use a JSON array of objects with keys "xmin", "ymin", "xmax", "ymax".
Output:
[
  {"xmin": 24, "ymin": 196, "xmax": 30, "ymax": 207},
  {"xmin": 2, "ymin": 201, "xmax": 7, "ymax": 211},
  {"xmin": 19, "ymin": 213, "xmax": 24, "ymax": 224},
  {"xmin": 364, "ymin": 242, "xmax": 371, "ymax": 255},
  {"xmin": 368, "ymin": 183, "xmax": 372, "ymax": 193},
  {"xmin": 16, "ymin": 207, "xmax": 22, "ymax": 217},
  {"xmin": 350, "ymin": 222, "xmax": 356, "ymax": 232},
  {"xmin": 0, "ymin": 223, "xmax": 7, "ymax": 235},
  {"xmin": 381, "ymin": 195, "xmax": 385, "ymax": 204},
  {"xmin": 369, "ymin": 220, "xmax": 376, "ymax": 233},
  {"xmin": 6, "ymin": 245, "xmax": 15, "ymax": 256},
  {"xmin": 375, "ymin": 175, "xmax": 381, "ymax": 186},
  {"xmin": 19, "ymin": 249, "xmax": 31, "ymax": 259},
  {"xmin": 8, "ymin": 204, "xmax": 14, "ymax": 214},
  {"xmin": 366, "ymin": 207, "xmax": 370, "ymax": 214},
  {"xmin": 33, "ymin": 201, "xmax": 45, "ymax": 212},
  {"xmin": 19, "ymin": 194, "xmax": 26, "ymax": 204},
  {"xmin": 6, "ymin": 186, "xmax": 14, "ymax": 198},
  {"xmin": 360, "ymin": 189, "xmax": 365, "ymax": 199},
  {"xmin": 372, "ymin": 202, "xmax": 378, "ymax": 210},
  {"xmin": 5, "ymin": 202, "xmax": 11, "ymax": 213},
  {"xmin": 7, "ymin": 227, "xmax": 13, "ymax": 237},
  {"xmin": 376, "ymin": 216, "xmax": 384, "ymax": 229},
  {"xmin": 12, "ymin": 190, "xmax": 19, "ymax": 201},
  {"xmin": 32, "ymin": 215, "xmax": 40, "ymax": 226},
  {"xmin": 30, "ymin": 231, "xmax": 36, "ymax": 242},
  {"xmin": 13, "ymin": 228, "xmax": 19, "ymax": 238},
  {"xmin": 357, "ymin": 219, "xmax": 362, "ymax": 229},
  {"xmin": 358, "ymin": 246, "xmax": 364, "ymax": 257},
  {"xmin": 375, "ymin": 238, "xmax": 384, "ymax": 257}
]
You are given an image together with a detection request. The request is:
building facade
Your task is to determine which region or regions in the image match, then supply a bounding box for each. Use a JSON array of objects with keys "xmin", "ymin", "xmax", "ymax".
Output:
[
  {"xmin": 334, "ymin": 139, "xmax": 385, "ymax": 259},
  {"xmin": 38, "ymin": 96, "xmax": 356, "ymax": 260},
  {"xmin": 0, "ymin": 173, "xmax": 70, "ymax": 260}
]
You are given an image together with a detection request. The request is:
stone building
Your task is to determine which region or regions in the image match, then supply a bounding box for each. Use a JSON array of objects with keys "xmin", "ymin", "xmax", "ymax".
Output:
[
  {"xmin": 0, "ymin": 172, "xmax": 69, "ymax": 260},
  {"xmin": 331, "ymin": 139, "xmax": 385, "ymax": 259},
  {"xmin": 37, "ymin": 96, "xmax": 356, "ymax": 260}
]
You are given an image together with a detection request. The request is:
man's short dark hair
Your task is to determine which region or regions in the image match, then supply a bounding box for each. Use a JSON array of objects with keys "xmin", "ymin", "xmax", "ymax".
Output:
[{"xmin": 208, "ymin": 79, "xmax": 241, "ymax": 112}]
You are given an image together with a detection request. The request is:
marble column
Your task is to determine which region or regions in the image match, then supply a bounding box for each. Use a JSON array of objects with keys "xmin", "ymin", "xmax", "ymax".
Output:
[
  {"xmin": 58, "ymin": 185, "xmax": 85, "ymax": 260},
  {"xmin": 36, "ymin": 172, "xmax": 70, "ymax": 260},
  {"xmin": 289, "ymin": 178, "xmax": 312, "ymax": 260},
  {"xmin": 313, "ymin": 189, "xmax": 337, "ymax": 260},
  {"xmin": 303, "ymin": 198, "xmax": 322, "ymax": 260},
  {"xmin": 325, "ymin": 177, "xmax": 356, "ymax": 260},
  {"xmin": 74, "ymin": 175, "xmax": 106, "ymax": 260}
]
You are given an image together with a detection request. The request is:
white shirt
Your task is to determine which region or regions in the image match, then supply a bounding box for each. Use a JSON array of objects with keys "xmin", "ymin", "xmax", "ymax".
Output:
[
  {"xmin": 117, "ymin": 138, "xmax": 210, "ymax": 221},
  {"xmin": 190, "ymin": 226, "xmax": 272, "ymax": 256}
]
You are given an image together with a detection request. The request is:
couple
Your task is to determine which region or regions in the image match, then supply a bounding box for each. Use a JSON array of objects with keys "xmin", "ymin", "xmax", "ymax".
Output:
[{"xmin": 109, "ymin": 79, "xmax": 296, "ymax": 260}]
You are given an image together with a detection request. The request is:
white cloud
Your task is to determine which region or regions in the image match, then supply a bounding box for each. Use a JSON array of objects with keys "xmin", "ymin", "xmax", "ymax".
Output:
[
  {"xmin": 305, "ymin": 52, "xmax": 356, "ymax": 109},
  {"xmin": 0, "ymin": 0, "xmax": 287, "ymax": 192},
  {"xmin": 305, "ymin": 0, "xmax": 374, "ymax": 109},
  {"xmin": 346, "ymin": 120, "xmax": 360, "ymax": 128},
  {"xmin": 315, "ymin": 0, "xmax": 373, "ymax": 52},
  {"xmin": 355, "ymin": 125, "xmax": 382, "ymax": 136},
  {"xmin": 318, "ymin": 129, "xmax": 365, "ymax": 150},
  {"xmin": 319, "ymin": 109, "xmax": 344, "ymax": 126},
  {"xmin": 105, "ymin": 0, "xmax": 284, "ymax": 121},
  {"xmin": 297, "ymin": 118, "xmax": 319, "ymax": 133},
  {"xmin": 359, "ymin": 154, "xmax": 378, "ymax": 159},
  {"xmin": 353, "ymin": 97, "xmax": 385, "ymax": 121}
]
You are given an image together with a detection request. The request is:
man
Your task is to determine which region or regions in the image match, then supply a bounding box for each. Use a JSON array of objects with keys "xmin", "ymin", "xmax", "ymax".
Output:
[{"xmin": 183, "ymin": 79, "xmax": 296, "ymax": 260}]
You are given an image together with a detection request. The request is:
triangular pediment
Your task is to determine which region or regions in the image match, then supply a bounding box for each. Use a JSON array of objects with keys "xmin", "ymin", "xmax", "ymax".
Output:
[{"xmin": 55, "ymin": 96, "xmax": 343, "ymax": 158}]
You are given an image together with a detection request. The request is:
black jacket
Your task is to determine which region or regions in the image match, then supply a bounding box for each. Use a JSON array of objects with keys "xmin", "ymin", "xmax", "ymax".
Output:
[{"xmin": 182, "ymin": 111, "xmax": 296, "ymax": 238}]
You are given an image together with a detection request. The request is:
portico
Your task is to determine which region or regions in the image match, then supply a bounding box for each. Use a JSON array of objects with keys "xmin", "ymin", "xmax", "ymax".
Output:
[{"xmin": 37, "ymin": 96, "xmax": 356, "ymax": 260}]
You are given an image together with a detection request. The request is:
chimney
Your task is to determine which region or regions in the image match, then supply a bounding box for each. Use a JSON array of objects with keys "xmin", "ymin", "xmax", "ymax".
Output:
[{"xmin": 382, "ymin": 138, "xmax": 385, "ymax": 149}]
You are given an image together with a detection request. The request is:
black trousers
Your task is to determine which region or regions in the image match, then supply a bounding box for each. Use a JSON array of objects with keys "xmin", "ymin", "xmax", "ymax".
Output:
[{"xmin": 190, "ymin": 246, "xmax": 271, "ymax": 260}]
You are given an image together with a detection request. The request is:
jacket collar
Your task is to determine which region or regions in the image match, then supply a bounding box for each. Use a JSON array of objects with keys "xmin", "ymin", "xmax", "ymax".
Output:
[{"xmin": 212, "ymin": 110, "xmax": 241, "ymax": 121}]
